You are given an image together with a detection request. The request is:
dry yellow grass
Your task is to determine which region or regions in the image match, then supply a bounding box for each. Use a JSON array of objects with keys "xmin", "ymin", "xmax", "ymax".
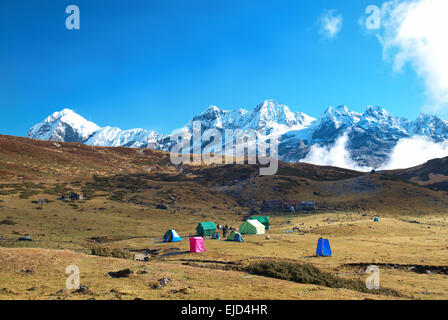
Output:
[{"xmin": 0, "ymin": 135, "xmax": 447, "ymax": 300}]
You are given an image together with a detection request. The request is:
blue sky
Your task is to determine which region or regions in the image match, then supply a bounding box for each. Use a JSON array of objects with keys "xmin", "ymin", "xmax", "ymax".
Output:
[{"xmin": 0, "ymin": 0, "xmax": 432, "ymax": 136}]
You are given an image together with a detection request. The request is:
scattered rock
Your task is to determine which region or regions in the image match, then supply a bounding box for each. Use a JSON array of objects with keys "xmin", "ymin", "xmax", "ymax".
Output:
[
  {"xmin": 17, "ymin": 235, "xmax": 33, "ymax": 241},
  {"xmin": 170, "ymin": 287, "xmax": 189, "ymax": 295},
  {"xmin": 0, "ymin": 288, "xmax": 16, "ymax": 294},
  {"xmin": 0, "ymin": 219, "xmax": 16, "ymax": 225},
  {"xmin": 107, "ymin": 268, "xmax": 133, "ymax": 278},
  {"xmin": 134, "ymin": 253, "xmax": 149, "ymax": 262},
  {"xmin": 159, "ymin": 277, "xmax": 171, "ymax": 286},
  {"xmin": 21, "ymin": 269, "xmax": 34, "ymax": 275},
  {"xmin": 151, "ymin": 277, "xmax": 172, "ymax": 289},
  {"xmin": 56, "ymin": 289, "xmax": 67, "ymax": 295},
  {"xmin": 74, "ymin": 285, "xmax": 92, "ymax": 294}
]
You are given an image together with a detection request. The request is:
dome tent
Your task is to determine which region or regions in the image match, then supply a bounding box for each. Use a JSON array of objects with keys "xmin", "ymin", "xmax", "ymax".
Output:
[
  {"xmin": 239, "ymin": 219, "xmax": 265, "ymax": 235},
  {"xmin": 163, "ymin": 229, "xmax": 182, "ymax": 242},
  {"xmin": 228, "ymin": 231, "xmax": 244, "ymax": 242}
]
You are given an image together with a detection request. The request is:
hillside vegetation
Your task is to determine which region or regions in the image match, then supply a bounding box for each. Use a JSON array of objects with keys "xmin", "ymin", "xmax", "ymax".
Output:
[{"xmin": 0, "ymin": 135, "xmax": 447, "ymax": 300}]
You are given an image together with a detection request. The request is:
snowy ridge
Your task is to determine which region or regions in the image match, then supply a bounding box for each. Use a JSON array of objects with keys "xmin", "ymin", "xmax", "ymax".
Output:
[{"xmin": 26, "ymin": 100, "xmax": 448, "ymax": 168}]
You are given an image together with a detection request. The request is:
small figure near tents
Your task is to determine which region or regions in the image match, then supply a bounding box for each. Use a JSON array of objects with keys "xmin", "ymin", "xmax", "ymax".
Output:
[
  {"xmin": 196, "ymin": 222, "xmax": 217, "ymax": 237},
  {"xmin": 227, "ymin": 231, "xmax": 244, "ymax": 242},
  {"xmin": 163, "ymin": 229, "xmax": 182, "ymax": 243},
  {"xmin": 239, "ymin": 219, "xmax": 265, "ymax": 235},
  {"xmin": 316, "ymin": 238, "xmax": 332, "ymax": 257},
  {"xmin": 222, "ymin": 225, "xmax": 229, "ymax": 238},
  {"xmin": 374, "ymin": 217, "xmax": 380, "ymax": 222},
  {"xmin": 189, "ymin": 237, "xmax": 206, "ymax": 253}
]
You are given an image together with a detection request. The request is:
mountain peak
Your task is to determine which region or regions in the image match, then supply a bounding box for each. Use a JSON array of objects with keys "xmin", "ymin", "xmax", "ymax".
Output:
[
  {"xmin": 27, "ymin": 108, "xmax": 100, "ymax": 143},
  {"xmin": 319, "ymin": 105, "xmax": 357, "ymax": 129},
  {"xmin": 364, "ymin": 105, "xmax": 390, "ymax": 115},
  {"xmin": 254, "ymin": 99, "xmax": 283, "ymax": 110},
  {"xmin": 200, "ymin": 105, "xmax": 221, "ymax": 115}
]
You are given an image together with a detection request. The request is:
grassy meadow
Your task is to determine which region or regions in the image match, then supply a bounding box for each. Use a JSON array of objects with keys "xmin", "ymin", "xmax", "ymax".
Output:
[{"xmin": 0, "ymin": 135, "xmax": 447, "ymax": 300}]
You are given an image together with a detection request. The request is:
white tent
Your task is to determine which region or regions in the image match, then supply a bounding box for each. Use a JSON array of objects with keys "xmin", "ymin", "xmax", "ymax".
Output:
[{"xmin": 239, "ymin": 219, "xmax": 266, "ymax": 235}]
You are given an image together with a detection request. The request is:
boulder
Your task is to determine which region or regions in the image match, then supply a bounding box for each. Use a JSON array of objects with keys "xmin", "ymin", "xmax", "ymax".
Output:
[
  {"xmin": 151, "ymin": 277, "xmax": 172, "ymax": 289},
  {"xmin": 156, "ymin": 204, "xmax": 169, "ymax": 210},
  {"xmin": 107, "ymin": 268, "xmax": 133, "ymax": 278},
  {"xmin": 17, "ymin": 235, "xmax": 33, "ymax": 241}
]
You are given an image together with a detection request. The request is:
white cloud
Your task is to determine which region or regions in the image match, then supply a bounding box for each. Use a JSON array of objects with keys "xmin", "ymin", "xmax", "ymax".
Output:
[
  {"xmin": 301, "ymin": 132, "xmax": 448, "ymax": 171},
  {"xmin": 379, "ymin": 135, "xmax": 448, "ymax": 169},
  {"xmin": 318, "ymin": 9, "xmax": 343, "ymax": 39},
  {"xmin": 379, "ymin": 0, "xmax": 448, "ymax": 113},
  {"xmin": 301, "ymin": 133, "xmax": 372, "ymax": 172}
]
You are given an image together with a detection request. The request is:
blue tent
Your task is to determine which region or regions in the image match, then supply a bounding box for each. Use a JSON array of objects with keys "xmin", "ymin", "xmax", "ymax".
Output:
[
  {"xmin": 163, "ymin": 229, "xmax": 182, "ymax": 242},
  {"xmin": 374, "ymin": 217, "xmax": 380, "ymax": 222},
  {"xmin": 316, "ymin": 238, "xmax": 332, "ymax": 257}
]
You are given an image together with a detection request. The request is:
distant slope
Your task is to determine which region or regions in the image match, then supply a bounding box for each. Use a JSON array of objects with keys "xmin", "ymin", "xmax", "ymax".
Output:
[
  {"xmin": 1, "ymin": 134, "xmax": 447, "ymax": 214},
  {"xmin": 387, "ymin": 156, "xmax": 448, "ymax": 191},
  {"xmin": 0, "ymin": 135, "xmax": 172, "ymax": 180}
]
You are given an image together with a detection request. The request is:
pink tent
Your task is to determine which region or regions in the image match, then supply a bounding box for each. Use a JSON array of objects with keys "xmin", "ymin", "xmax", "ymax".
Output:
[{"xmin": 189, "ymin": 237, "xmax": 206, "ymax": 253}]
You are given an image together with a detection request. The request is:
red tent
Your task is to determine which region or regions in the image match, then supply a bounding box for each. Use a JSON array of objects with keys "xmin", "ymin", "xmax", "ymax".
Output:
[{"xmin": 189, "ymin": 237, "xmax": 206, "ymax": 253}]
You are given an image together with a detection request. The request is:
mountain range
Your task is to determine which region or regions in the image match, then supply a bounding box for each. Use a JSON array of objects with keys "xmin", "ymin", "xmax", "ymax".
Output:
[{"xmin": 26, "ymin": 100, "xmax": 448, "ymax": 169}]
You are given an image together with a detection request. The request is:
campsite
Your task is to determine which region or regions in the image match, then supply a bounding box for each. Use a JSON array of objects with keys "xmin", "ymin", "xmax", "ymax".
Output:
[{"xmin": 0, "ymin": 136, "xmax": 447, "ymax": 300}]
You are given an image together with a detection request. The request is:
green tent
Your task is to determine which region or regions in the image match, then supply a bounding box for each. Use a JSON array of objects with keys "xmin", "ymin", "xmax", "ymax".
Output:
[
  {"xmin": 249, "ymin": 216, "xmax": 270, "ymax": 230},
  {"xmin": 239, "ymin": 219, "xmax": 265, "ymax": 235},
  {"xmin": 228, "ymin": 231, "xmax": 244, "ymax": 242},
  {"xmin": 196, "ymin": 222, "xmax": 217, "ymax": 237}
]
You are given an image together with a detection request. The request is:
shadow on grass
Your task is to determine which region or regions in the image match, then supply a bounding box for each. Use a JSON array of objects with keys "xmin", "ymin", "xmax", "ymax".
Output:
[{"xmin": 161, "ymin": 250, "xmax": 190, "ymax": 257}]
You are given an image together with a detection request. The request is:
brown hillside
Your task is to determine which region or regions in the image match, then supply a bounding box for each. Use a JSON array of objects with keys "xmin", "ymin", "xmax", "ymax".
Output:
[
  {"xmin": 387, "ymin": 157, "xmax": 448, "ymax": 191},
  {"xmin": 0, "ymin": 134, "xmax": 447, "ymax": 214}
]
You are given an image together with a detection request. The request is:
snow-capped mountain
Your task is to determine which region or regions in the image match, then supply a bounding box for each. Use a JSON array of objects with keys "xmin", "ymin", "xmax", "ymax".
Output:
[
  {"xmin": 86, "ymin": 127, "xmax": 160, "ymax": 149},
  {"xmin": 187, "ymin": 100, "xmax": 315, "ymax": 134},
  {"xmin": 27, "ymin": 109, "xmax": 160, "ymax": 149},
  {"xmin": 27, "ymin": 109, "xmax": 101, "ymax": 143},
  {"xmin": 409, "ymin": 114, "xmax": 448, "ymax": 142},
  {"xmin": 26, "ymin": 101, "xmax": 448, "ymax": 169}
]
